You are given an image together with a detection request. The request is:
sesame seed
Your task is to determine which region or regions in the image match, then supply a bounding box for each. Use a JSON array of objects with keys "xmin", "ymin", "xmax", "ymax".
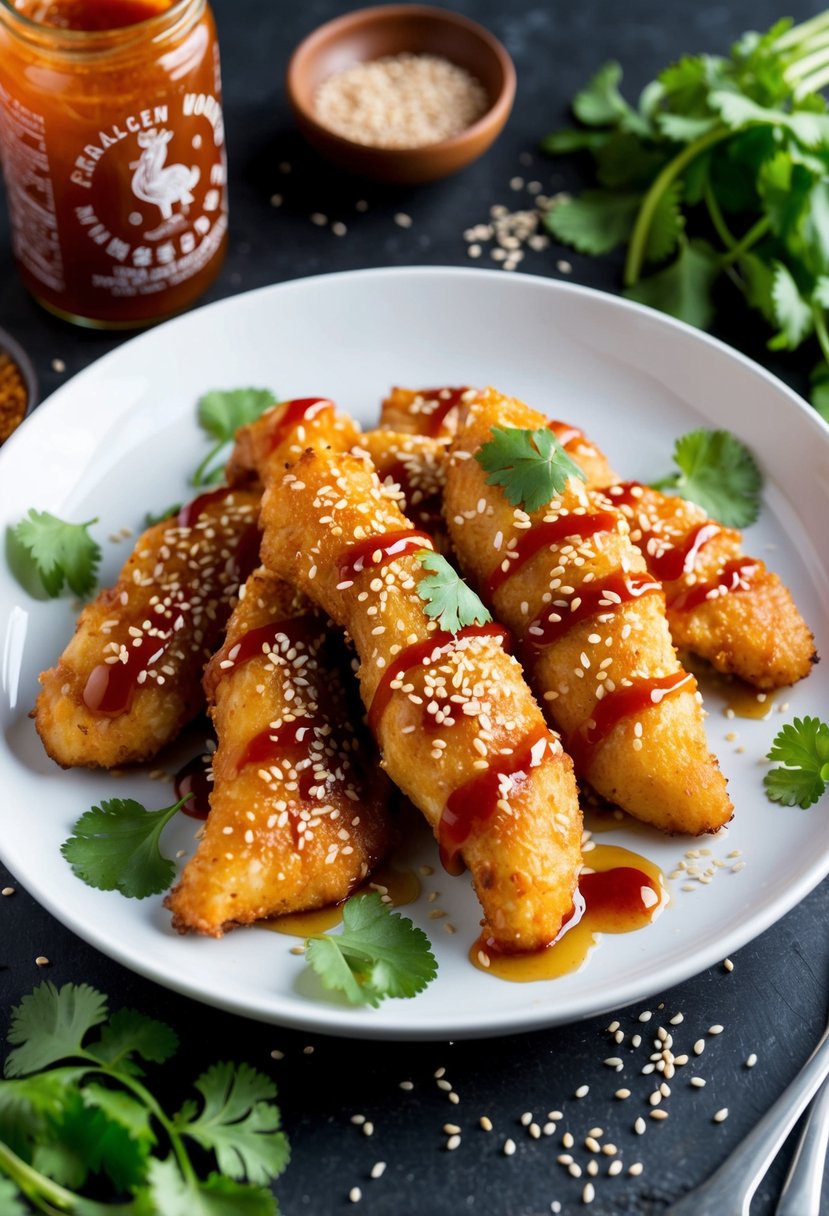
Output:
[
  {"xmin": 448, "ymin": 1092, "xmax": 460, "ymax": 1105},
  {"xmin": 690, "ymin": 1077, "xmax": 706, "ymax": 1088},
  {"xmin": 35, "ymin": 956, "xmax": 49, "ymax": 967},
  {"xmin": 670, "ymin": 1013, "xmax": 684, "ymax": 1025},
  {"xmin": 628, "ymin": 1162, "xmax": 644, "ymax": 1176},
  {"xmin": 585, "ymin": 1136, "xmax": 600, "ymax": 1152},
  {"xmin": 1, "ymin": 887, "xmax": 14, "ymax": 896},
  {"xmin": 362, "ymin": 1122, "xmax": 374, "ymax": 1137},
  {"xmin": 746, "ymin": 1053, "xmax": 758, "ymax": 1068},
  {"xmin": 713, "ymin": 1108, "xmax": 729, "ymax": 1123},
  {"xmin": 694, "ymin": 1040, "xmax": 705, "ymax": 1055},
  {"xmin": 351, "ymin": 1115, "xmax": 366, "ymax": 1125},
  {"xmin": 270, "ymin": 1050, "xmax": 284, "ymax": 1060},
  {"xmin": 503, "ymin": 1138, "xmax": 516, "ymax": 1156},
  {"xmin": 51, "ymin": 358, "xmax": 66, "ymax": 373},
  {"xmin": 608, "ymin": 1159, "xmax": 623, "ymax": 1176},
  {"xmin": 563, "ymin": 1133, "xmax": 574, "ymax": 1148},
  {"xmin": 399, "ymin": 1080, "xmax": 413, "ymax": 1090},
  {"xmin": 639, "ymin": 1011, "xmax": 653, "ymax": 1023},
  {"xmin": 634, "ymin": 1117, "xmax": 646, "ymax": 1135},
  {"xmin": 520, "ymin": 1112, "xmax": 533, "ymax": 1126},
  {"xmin": 615, "ymin": 1089, "xmax": 631, "ymax": 1100},
  {"xmin": 349, "ymin": 1186, "xmax": 362, "ymax": 1203},
  {"xmin": 303, "ymin": 1045, "xmax": 315, "ymax": 1055},
  {"xmin": 480, "ymin": 1116, "xmax": 493, "ymax": 1131},
  {"xmin": 370, "ymin": 1161, "xmax": 386, "ymax": 1178},
  {"xmin": 395, "ymin": 212, "xmax": 413, "ymax": 228},
  {"xmin": 568, "ymin": 1163, "xmax": 582, "ymax": 1178},
  {"xmin": 709, "ymin": 1025, "xmax": 724, "ymax": 1036},
  {"xmin": 650, "ymin": 1110, "xmax": 669, "ymax": 1121},
  {"xmin": 446, "ymin": 1135, "xmax": 461, "ymax": 1151},
  {"xmin": 582, "ymin": 1182, "xmax": 595, "ymax": 1204},
  {"xmin": 574, "ymin": 1084, "xmax": 589, "ymax": 1098}
]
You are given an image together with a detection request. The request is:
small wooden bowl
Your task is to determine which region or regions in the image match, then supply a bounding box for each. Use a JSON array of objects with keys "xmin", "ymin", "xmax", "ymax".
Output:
[
  {"xmin": 0, "ymin": 326, "xmax": 37, "ymax": 443},
  {"xmin": 286, "ymin": 4, "xmax": 516, "ymax": 185}
]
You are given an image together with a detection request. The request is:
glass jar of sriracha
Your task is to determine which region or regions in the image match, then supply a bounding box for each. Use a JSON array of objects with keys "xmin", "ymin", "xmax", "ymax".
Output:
[{"xmin": 0, "ymin": 0, "xmax": 228, "ymax": 328}]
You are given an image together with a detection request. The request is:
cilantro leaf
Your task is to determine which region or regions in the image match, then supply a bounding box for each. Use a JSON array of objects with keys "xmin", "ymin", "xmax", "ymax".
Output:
[
  {"xmin": 61, "ymin": 795, "xmax": 190, "ymax": 900},
  {"xmin": 415, "ymin": 551, "xmax": 491, "ymax": 635},
  {"xmin": 142, "ymin": 1157, "xmax": 278, "ymax": 1216},
  {"xmin": 0, "ymin": 1069, "xmax": 83, "ymax": 1159},
  {"xmin": 91, "ymin": 1008, "xmax": 179, "ymax": 1074},
  {"xmin": 5, "ymin": 983, "xmax": 108, "ymax": 1078},
  {"xmin": 145, "ymin": 503, "xmax": 183, "ymax": 527},
  {"xmin": 0, "ymin": 1177, "xmax": 26, "ymax": 1216},
  {"xmin": 539, "ymin": 127, "xmax": 607, "ymax": 155},
  {"xmin": 768, "ymin": 262, "xmax": 813, "ymax": 350},
  {"xmin": 651, "ymin": 428, "xmax": 762, "ymax": 527},
  {"xmin": 174, "ymin": 1062, "xmax": 289, "ymax": 1185},
  {"xmin": 544, "ymin": 190, "xmax": 640, "ymax": 256},
  {"xmin": 304, "ymin": 893, "xmax": 437, "ymax": 1008},
  {"xmin": 11, "ymin": 510, "xmax": 100, "ymax": 598},
  {"xmin": 572, "ymin": 60, "xmax": 628, "ymax": 126},
  {"xmin": 765, "ymin": 718, "xmax": 829, "ymax": 808},
  {"xmin": 33, "ymin": 1088, "xmax": 149, "ymax": 1192},
  {"xmin": 624, "ymin": 239, "xmax": 719, "ymax": 330},
  {"xmin": 475, "ymin": 425, "xmax": 586, "ymax": 512},
  {"xmin": 193, "ymin": 388, "xmax": 276, "ymax": 487}
]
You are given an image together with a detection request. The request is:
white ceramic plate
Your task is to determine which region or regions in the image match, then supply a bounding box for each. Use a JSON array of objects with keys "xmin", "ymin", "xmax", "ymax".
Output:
[{"xmin": 1, "ymin": 267, "xmax": 827, "ymax": 1040}]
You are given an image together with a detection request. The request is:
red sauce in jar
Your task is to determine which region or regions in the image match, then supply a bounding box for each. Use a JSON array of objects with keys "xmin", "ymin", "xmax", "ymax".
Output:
[{"xmin": 0, "ymin": 0, "xmax": 227, "ymax": 327}]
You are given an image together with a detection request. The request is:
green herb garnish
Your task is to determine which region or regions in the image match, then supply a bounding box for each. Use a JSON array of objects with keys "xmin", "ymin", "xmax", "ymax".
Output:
[
  {"xmin": 764, "ymin": 716, "xmax": 829, "ymax": 808},
  {"xmin": 61, "ymin": 795, "xmax": 192, "ymax": 900},
  {"xmin": 304, "ymin": 893, "xmax": 437, "ymax": 1008},
  {"xmin": 415, "ymin": 550, "xmax": 492, "ymax": 634},
  {"xmin": 192, "ymin": 388, "xmax": 276, "ymax": 486},
  {"xmin": 9, "ymin": 510, "xmax": 101, "ymax": 598},
  {"xmin": 475, "ymin": 426, "xmax": 586, "ymax": 512},
  {"xmin": 651, "ymin": 428, "xmax": 763, "ymax": 526},
  {"xmin": 0, "ymin": 982, "xmax": 288, "ymax": 1214},
  {"xmin": 541, "ymin": 15, "xmax": 829, "ymax": 417},
  {"xmin": 144, "ymin": 503, "xmax": 182, "ymax": 527}
]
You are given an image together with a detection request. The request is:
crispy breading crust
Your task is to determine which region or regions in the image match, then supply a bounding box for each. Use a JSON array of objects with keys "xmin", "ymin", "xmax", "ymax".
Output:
[
  {"xmin": 35, "ymin": 490, "xmax": 260, "ymax": 769},
  {"xmin": 354, "ymin": 430, "xmax": 450, "ymax": 549},
  {"xmin": 260, "ymin": 447, "xmax": 583, "ymax": 953},
  {"xmin": 226, "ymin": 396, "xmax": 361, "ymax": 489},
  {"xmin": 166, "ymin": 567, "xmax": 393, "ymax": 936},
  {"xmin": 445, "ymin": 389, "xmax": 732, "ymax": 836}
]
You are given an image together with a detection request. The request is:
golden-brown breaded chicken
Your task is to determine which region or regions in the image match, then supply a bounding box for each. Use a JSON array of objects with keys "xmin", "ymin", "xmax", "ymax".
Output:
[
  {"xmin": 260, "ymin": 446, "xmax": 583, "ymax": 953},
  {"xmin": 166, "ymin": 567, "xmax": 393, "ymax": 935},
  {"xmin": 35, "ymin": 488, "xmax": 260, "ymax": 769},
  {"xmin": 355, "ymin": 430, "xmax": 450, "ymax": 547},
  {"xmin": 225, "ymin": 396, "xmax": 361, "ymax": 489},
  {"xmin": 600, "ymin": 482, "xmax": 816, "ymax": 690},
  {"xmin": 379, "ymin": 385, "xmax": 617, "ymax": 484},
  {"xmin": 445, "ymin": 389, "xmax": 732, "ymax": 837}
]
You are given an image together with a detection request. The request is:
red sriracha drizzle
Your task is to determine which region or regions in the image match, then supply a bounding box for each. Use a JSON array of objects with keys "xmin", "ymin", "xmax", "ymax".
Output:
[
  {"xmin": 567, "ymin": 671, "xmax": 696, "ymax": 774},
  {"xmin": 487, "ymin": 512, "xmax": 618, "ymax": 598}
]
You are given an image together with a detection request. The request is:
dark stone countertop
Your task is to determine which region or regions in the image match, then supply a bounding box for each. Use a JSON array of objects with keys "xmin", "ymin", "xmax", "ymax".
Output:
[{"xmin": 1, "ymin": 2, "xmax": 827, "ymax": 1213}]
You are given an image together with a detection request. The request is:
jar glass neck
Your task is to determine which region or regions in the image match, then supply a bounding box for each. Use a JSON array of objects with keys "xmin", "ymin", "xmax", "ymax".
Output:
[{"xmin": 0, "ymin": 0, "xmax": 201, "ymax": 54}]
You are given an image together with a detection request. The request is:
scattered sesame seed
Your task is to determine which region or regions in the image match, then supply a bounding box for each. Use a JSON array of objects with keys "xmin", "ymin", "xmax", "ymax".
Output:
[
  {"xmin": 448, "ymin": 1092, "xmax": 460, "ymax": 1105},
  {"xmin": 708, "ymin": 1025, "xmax": 724, "ymax": 1036},
  {"xmin": 395, "ymin": 212, "xmax": 413, "ymax": 228},
  {"xmin": 480, "ymin": 1116, "xmax": 493, "ymax": 1132},
  {"xmin": 639, "ymin": 1011, "xmax": 653, "ymax": 1023},
  {"xmin": 694, "ymin": 1040, "xmax": 705, "ymax": 1055},
  {"xmin": 370, "ymin": 1161, "xmax": 386, "ymax": 1178},
  {"xmin": 670, "ymin": 1013, "xmax": 684, "ymax": 1025},
  {"xmin": 713, "ymin": 1108, "xmax": 729, "ymax": 1123},
  {"xmin": 582, "ymin": 1182, "xmax": 595, "ymax": 1204},
  {"xmin": 1, "ymin": 887, "xmax": 14, "ymax": 896},
  {"xmin": 503, "ymin": 1138, "xmax": 516, "ymax": 1156},
  {"xmin": 634, "ymin": 1117, "xmax": 646, "ymax": 1135},
  {"xmin": 568, "ymin": 1163, "xmax": 582, "ymax": 1178},
  {"xmin": 331, "ymin": 221, "xmax": 348, "ymax": 237},
  {"xmin": 269, "ymin": 1050, "xmax": 284, "ymax": 1061},
  {"xmin": 362, "ymin": 1122, "xmax": 374, "ymax": 1137},
  {"xmin": 399, "ymin": 1081, "xmax": 413, "ymax": 1090},
  {"xmin": 650, "ymin": 1109, "xmax": 669, "ymax": 1121},
  {"xmin": 557, "ymin": 259, "xmax": 572, "ymax": 274},
  {"xmin": 690, "ymin": 1077, "xmax": 706, "ymax": 1088},
  {"xmin": 351, "ymin": 1115, "xmax": 365, "ymax": 1125},
  {"xmin": 303, "ymin": 1045, "xmax": 315, "ymax": 1055},
  {"xmin": 51, "ymin": 358, "xmax": 66, "ymax": 373},
  {"xmin": 746, "ymin": 1053, "xmax": 758, "ymax": 1068},
  {"xmin": 574, "ymin": 1084, "xmax": 589, "ymax": 1098},
  {"xmin": 562, "ymin": 1132, "xmax": 574, "ymax": 1149},
  {"xmin": 628, "ymin": 1162, "xmax": 644, "ymax": 1177},
  {"xmin": 35, "ymin": 956, "xmax": 49, "ymax": 967},
  {"xmin": 608, "ymin": 1160, "xmax": 623, "ymax": 1176},
  {"xmin": 349, "ymin": 1186, "xmax": 362, "ymax": 1203},
  {"xmin": 615, "ymin": 1089, "xmax": 631, "ymax": 1100},
  {"xmin": 269, "ymin": 193, "xmax": 282, "ymax": 207}
]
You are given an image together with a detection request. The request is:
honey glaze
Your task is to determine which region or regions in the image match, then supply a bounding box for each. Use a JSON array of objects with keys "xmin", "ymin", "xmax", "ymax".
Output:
[
  {"xmin": 470, "ymin": 844, "xmax": 666, "ymax": 982},
  {"xmin": 682, "ymin": 655, "xmax": 777, "ymax": 721},
  {"xmin": 261, "ymin": 862, "xmax": 421, "ymax": 937}
]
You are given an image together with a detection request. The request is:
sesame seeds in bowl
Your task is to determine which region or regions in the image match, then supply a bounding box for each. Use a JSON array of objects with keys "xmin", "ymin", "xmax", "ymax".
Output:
[{"xmin": 286, "ymin": 5, "xmax": 516, "ymax": 184}]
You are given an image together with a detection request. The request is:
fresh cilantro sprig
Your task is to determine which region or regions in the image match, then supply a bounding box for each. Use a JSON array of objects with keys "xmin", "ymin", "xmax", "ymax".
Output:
[
  {"xmin": 415, "ymin": 550, "xmax": 491, "ymax": 634},
  {"xmin": 61, "ymin": 795, "xmax": 192, "ymax": 900},
  {"xmin": 144, "ymin": 503, "xmax": 182, "ymax": 527},
  {"xmin": 475, "ymin": 426, "xmax": 586, "ymax": 512},
  {"xmin": 8, "ymin": 510, "xmax": 101, "ymax": 598},
  {"xmin": 304, "ymin": 893, "xmax": 437, "ymax": 1008},
  {"xmin": 650, "ymin": 428, "xmax": 763, "ymax": 527},
  {"xmin": 192, "ymin": 388, "xmax": 276, "ymax": 486},
  {"xmin": 764, "ymin": 716, "xmax": 829, "ymax": 809},
  {"xmin": 541, "ymin": 16, "xmax": 829, "ymax": 418},
  {"xmin": 0, "ymin": 982, "xmax": 288, "ymax": 1215}
]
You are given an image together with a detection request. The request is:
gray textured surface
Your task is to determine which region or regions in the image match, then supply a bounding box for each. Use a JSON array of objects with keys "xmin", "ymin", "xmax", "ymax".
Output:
[{"xmin": 1, "ymin": 1, "xmax": 827, "ymax": 1212}]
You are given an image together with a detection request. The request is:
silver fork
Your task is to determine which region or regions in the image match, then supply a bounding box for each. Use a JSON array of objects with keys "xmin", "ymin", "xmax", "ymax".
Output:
[
  {"xmin": 665, "ymin": 1014, "xmax": 829, "ymax": 1215},
  {"xmin": 775, "ymin": 1074, "xmax": 829, "ymax": 1215}
]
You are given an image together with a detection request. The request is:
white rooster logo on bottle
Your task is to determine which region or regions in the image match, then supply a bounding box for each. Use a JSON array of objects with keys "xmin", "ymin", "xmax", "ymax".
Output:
[{"xmin": 130, "ymin": 128, "xmax": 200, "ymax": 224}]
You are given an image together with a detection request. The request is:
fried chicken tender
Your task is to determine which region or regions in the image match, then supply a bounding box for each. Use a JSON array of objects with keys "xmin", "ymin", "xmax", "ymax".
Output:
[
  {"xmin": 260, "ymin": 446, "xmax": 582, "ymax": 953},
  {"xmin": 383, "ymin": 387, "xmax": 815, "ymax": 691},
  {"xmin": 225, "ymin": 396, "xmax": 361, "ymax": 489},
  {"xmin": 379, "ymin": 386, "xmax": 617, "ymax": 485},
  {"xmin": 598, "ymin": 483, "xmax": 816, "ymax": 690},
  {"xmin": 445, "ymin": 389, "xmax": 732, "ymax": 836},
  {"xmin": 35, "ymin": 488, "xmax": 260, "ymax": 769},
  {"xmin": 355, "ymin": 430, "xmax": 450, "ymax": 548},
  {"xmin": 166, "ymin": 567, "xmax": 392, "ymax": 935}
]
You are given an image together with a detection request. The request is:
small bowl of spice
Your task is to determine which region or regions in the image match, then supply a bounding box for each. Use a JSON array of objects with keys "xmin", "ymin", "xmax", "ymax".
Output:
[
  {"xmin": 0, "ymin": 327, "xmax": 36, "ymax": 445},
  {"xmin": 286, "ymin": 4, "xmax": 516, "ymax": 184}
]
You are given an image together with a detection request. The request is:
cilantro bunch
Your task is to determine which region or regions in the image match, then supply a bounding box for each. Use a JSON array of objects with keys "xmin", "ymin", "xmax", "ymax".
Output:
[
  {"xmin": 0, "ymin": 982, "xmax": 289, "ymax": 1215},
  {"xmin": 542, "ymin": 13, "xmax": 829, "ymax": 416}
]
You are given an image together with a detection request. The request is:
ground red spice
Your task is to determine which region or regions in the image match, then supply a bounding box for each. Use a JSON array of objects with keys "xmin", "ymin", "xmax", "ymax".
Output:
[{"xmin": 0, "ymin": 351, "xmax": 27, "ymax": 442}]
